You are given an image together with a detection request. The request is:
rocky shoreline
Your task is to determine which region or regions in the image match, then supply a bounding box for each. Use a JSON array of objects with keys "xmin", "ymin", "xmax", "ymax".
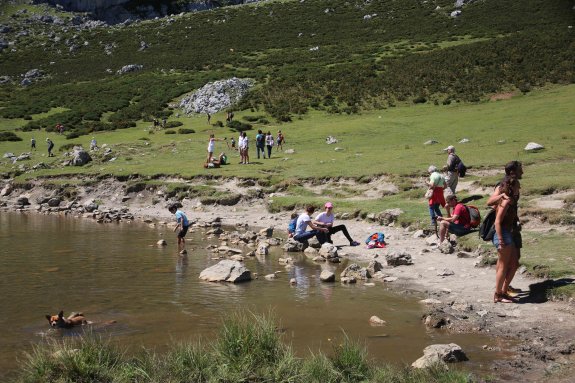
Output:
[{"xmin": 1, "ymin": 177, "xmax": 574, "ymax": 381}]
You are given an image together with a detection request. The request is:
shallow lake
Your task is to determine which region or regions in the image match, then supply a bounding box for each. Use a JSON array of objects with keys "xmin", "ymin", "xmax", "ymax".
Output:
[{"xmin": 0, "ymin": 212, "xmax": 512, "ymax": 379}]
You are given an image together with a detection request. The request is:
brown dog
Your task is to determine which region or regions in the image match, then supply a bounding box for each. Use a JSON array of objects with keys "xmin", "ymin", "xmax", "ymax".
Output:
[{"xmin": 45, "ymin": 310, "xmax": 87, "ymax": 328}]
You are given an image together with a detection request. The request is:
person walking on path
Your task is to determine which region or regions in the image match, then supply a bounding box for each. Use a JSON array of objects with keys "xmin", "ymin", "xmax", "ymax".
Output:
[
  {"xmin": 265, "ymin": 131, "xmax": 274, "ymax": 158},
  {"xmin": 46, "ymin": 138, "xmax": 55, "ymax": 157},
  {"xmin": 426, "ymin": 165, "xmax": 448, "ymax": 227},
  {"xmin": 169, "ymin": 204, "xmax": 191, "ymax": 254},
  {"xmin": 443, "ymin": 145, "xmax": 460, "ymax": 194},
  {"xmin": 487, "ymin": 160, "xmax": 524, "ymax": 297},
  {"xmin": 293, "ymin": 205, "xmax": 329, "ymax": 244},
  {"xmin": 314, "ymin": 202, "xmax": 360, "ymax": 246}
]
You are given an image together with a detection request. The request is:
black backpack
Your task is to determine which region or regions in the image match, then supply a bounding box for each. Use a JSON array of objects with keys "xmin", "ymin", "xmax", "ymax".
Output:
[
  {"xmin": 458, "ymin": 161, "xmax": 467, "ymax": 177},
  {"xmin": 479, "ymin": 208, "xmax": 496, "ymax": 241}
]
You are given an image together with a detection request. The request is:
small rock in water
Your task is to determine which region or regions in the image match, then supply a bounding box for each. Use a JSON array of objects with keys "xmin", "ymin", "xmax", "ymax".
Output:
[
  {"xmin": 289, "ymin": 278, "xmax": 297, "ymax": 285},
  {"xmin": 157, "ymin": 239, "xmax": 167, "ymax": 246},
  {"xmin": 369, "ymin": 315, "xmax": 386, "ymax": 326}
]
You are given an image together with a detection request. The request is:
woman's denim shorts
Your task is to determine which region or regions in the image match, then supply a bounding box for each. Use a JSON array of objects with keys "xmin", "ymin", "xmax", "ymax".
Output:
[{"xmin": 493, "ymin": 228, "xmax": 514, "ymax": 248}]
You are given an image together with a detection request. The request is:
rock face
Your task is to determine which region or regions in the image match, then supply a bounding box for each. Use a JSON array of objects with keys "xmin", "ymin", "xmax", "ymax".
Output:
[
  {"xmin": 180, "ymin": 77, "xmax": 254, "ymax": 115},
  {"xmin": 411, "ymin": 344, "xmax": 468, "ymax": 369},
  {"xmin": 199, "ymin": 260, "xmax": 252, "ymax": 283}
]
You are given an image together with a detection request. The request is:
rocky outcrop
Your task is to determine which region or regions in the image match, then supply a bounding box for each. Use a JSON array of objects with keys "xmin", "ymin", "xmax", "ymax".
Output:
[
  {"xmin": 179, "ymin": 77, "xmax": 254, "ymax": 115},
  {"xmin": 340, "ymin": 263, "xmax": 370, "ymax": 280}
]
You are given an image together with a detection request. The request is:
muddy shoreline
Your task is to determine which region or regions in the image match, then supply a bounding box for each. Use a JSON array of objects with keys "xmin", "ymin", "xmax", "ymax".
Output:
[{"xmin": 1, "ymin": 177, "xmax": 574, "ymax": 382}]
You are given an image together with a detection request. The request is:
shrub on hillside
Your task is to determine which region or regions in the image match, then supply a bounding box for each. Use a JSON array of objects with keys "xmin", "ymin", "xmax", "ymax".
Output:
[
  {"xmin": 165, "ymin": 121, "xmax": 183, "ymax": 128},
  {"xmin": 227, "ymin": 120, "xmax": 252, "ymax": 132},
  {"xmin": 0, "ymin": 132, "xmax": 22, "ymax": 142},
  {"xmin": 178, "ymin": 128, "xmax": 195, "ymax": 134},
  {"xmin": 165, "ymin": 130, "xmax": 176, "ymax": 135}
]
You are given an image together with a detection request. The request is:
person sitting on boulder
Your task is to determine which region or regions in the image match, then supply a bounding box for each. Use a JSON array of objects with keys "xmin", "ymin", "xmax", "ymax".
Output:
[
  {"xmin": 314, "ymin": 202, "xmax": 360, "ymax": 246},
  {"xmin": 287, "ymin": 212, "xmax": 298, "ymax": 238},
  {"xmin": 293, "ymin": 205, "xmax": 329, "ymax": 244},
  {"xmin": 437, "ymin": 194, "xmax": 471, "ymax": 244}
]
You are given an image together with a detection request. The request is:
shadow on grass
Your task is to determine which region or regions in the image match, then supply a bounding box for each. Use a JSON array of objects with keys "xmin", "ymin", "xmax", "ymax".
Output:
[
  {"xmin": 459, "ymin": 194, "xmax": 484, "ymax": 204},
  {"xmin": 521, "ymin": 278, "xmax": 575, "ymax": 304}
]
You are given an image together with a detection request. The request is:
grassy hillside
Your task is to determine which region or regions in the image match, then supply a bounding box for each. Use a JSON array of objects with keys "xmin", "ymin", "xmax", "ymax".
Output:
[{"xmin": 0, "ymin": 0, "xmax": 573, "ymax": 135}]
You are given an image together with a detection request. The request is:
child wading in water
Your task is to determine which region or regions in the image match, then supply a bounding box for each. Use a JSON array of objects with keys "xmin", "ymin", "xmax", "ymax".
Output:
[{"xmin": 169, "ymin": 204, "xmax": 190, "ymax": 254}]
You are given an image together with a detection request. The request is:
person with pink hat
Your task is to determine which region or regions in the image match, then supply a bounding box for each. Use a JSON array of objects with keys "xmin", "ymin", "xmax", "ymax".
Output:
[{"xmin": 314, "ymin": 202, "xmax": 360, "ymax": 246}]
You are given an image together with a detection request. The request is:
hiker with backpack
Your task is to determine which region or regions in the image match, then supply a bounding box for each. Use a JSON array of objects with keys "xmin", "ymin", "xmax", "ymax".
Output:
[
  {"xmin": 491, "ymin": 175, "xmax": 521, "ymax": 303},
  {"xmin": 437, "ymin": 194, "xmax": 472, "ymax": 244},
  {"xmin": 255, "ymin": 130, "xmax": 266, "ymax": 159},
  {"xmin": 443, "ymin": 145, "xmax": 466, "ymax": 194},
  {"xmin": 486, "ymin": 160, "xmax": 524, "ymax": 299}
]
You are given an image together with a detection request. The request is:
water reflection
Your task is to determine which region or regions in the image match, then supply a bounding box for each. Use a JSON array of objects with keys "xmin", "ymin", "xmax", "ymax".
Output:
[{"xmin": 0, "ymin": 212, "xmax": 509, "ymax": 380}]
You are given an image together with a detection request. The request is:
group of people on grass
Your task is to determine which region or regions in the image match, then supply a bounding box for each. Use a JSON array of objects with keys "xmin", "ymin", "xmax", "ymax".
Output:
[
  {"xmin": 426, "ymin": 145, "xmax": 524, "ymax": 304},
  {"xmin": 205, "ymin": 130, "xmax": 285, "ymax": 167}
]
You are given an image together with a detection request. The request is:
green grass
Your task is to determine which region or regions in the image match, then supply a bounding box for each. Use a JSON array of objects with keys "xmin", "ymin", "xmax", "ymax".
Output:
[{"xmin": 15, "ymin": 311, "xmax": 475, "ymax": 383}]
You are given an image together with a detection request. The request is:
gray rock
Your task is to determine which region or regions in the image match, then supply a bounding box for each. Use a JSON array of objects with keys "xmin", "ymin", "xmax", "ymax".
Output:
[
  {"xmin": 156, "ymin": 239, "xmax": 167, "ymax": 246},
  {"xmin": 320, "ymin": 270, "xmax": 335, "ymax": 282},
  {"xmin": 284, "ymin": 149, "xmax": 295, "ymax": 154},
  {"xmin": 450, "ymin": 10, "xmax": 462, "ymax": 17},
  {"xmin": 341, "ymin": 276, "xmax": 357, "ymax": 284},
  {"xmin": 3, "ymin": 153, "xmax": 15, "ymax": 158},
  {"xmin": 456, "ymin": 251, "xmax": 475, "ymax": 258},
  {"xmin": 70, "ymin": 147, "xmax": 92, "ymax": 166},
  {"xmin": 304, "ymin": 247, "xmax": 318, "ymax": 258},
  {"xmin": 17, "ymin": 197, "xmax": 30, "ymax": 206},
  {"xmin": 341, "ymin": 263, "xmax": 371, "ymax": 280},
  {"xmin": 325, "ymin": 136, "xmax": 338, "ymax": 144},
  {"xmin": 117, "ymin": 64, "xmax": 143, "ymax": 75},
  {"xmin": 0, "ymin": 184, "xmax": 13, "ymax": 196},
  {"xmin": 437, "ymin": 268, "xmax": 454, "ymax": 277},
  {"xmin": 369, "ymin": 315, "xmax": 386, "ymax": 325},
  {"xmin": 319, "ymin": 243, "xmax": 338, "ymax": 259},
  {"xmin": 307, "ymin": 237, "xmax": 322, "ymax": 249},
  {"xmin": 376, "ymin": 209, "xmax": 403, "ymax": 225},
  {"xmin": 259, "ymin": 227, "xmax": 273, "ymax": 237},
  {"xmin": 424, "ymin": 140, "xmax": 439, "ymax": 145},
  {"xmin": 411, "ymin": 344, "xmax": 468, "ymax": 369},
  {"xmin": 438, "ymin": 241, "xmax": 454, "ymax": 254},
  {"xmin": 264, "ymin": 273, "xmax": 276, "ymax": 280},
  {"xmin": 199, "ymin": 260, "xmax": 251, "ymax": 283},
  {"xmin": 366, "ymin": 260, "xmax": 383, "ymax": 275},
  {"xmin": 282, "ymin": 238, "xmax": 305, "ymax": 252},
  {"xmin": 47, "ymin": 197, "xmax": 61, "ymax": 207},
  {"xmin": 412, "ymin": 230, "xmax": 425, "ymax": 238},
  {"xmin": 458, "ymin": 138, "xmax": 470, "ymax": 144},
  {"xmin": 383, "ymin": 276, "xmax": 398, "ymax": 282},
  {"xmin": 385, "ymin": 250, "xmax": 413, "ymax": 266},
  {"xmin": 524, "ymin": 142, "xmax": 544, "ymax": 151},
  {"xmin": 257, "ymin": 242, "xmax": 269, "ymax": 255}
]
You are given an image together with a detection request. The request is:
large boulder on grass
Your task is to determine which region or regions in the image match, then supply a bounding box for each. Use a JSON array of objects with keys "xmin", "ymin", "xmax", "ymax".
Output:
[
  {"xmin": 70, "ymin": 147, "xmax": 92, "ymax": 166},
  {"xmin": 376, "ymin": 209, "xmax": 403, "ymax": 225},
  {"xmin": 199, "ymin": 260, "xmax": 252, "ymax": 283}
]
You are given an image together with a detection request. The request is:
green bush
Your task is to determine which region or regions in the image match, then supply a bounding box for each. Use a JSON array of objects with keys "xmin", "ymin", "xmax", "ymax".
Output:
[
  {"xmin": 165, "ymin": 130, "xmax": 176, "ymax": 135},
  {"xmin": 227, "ymin": 120, "xmax": 253, "ymax": 132},
  {"xmin": 178, "ymin": 128, "xmax": 195, "ymax": 134},
  {"xmin": 165, "ymin": 121, "xmax": 183, "ymax": 128},
  {"xmin": 0, "ymin": 132, "xmax": 23, "ymax": 142}
]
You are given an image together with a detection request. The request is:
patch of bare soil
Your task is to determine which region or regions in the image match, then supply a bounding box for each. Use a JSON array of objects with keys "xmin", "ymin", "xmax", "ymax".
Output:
[{"xmin": 490, "ymin": 92, "xmax": 517, "ymax": 101}]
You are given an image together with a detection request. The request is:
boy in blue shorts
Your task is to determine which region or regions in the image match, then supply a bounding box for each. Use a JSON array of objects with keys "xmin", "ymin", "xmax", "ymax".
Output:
[{"xmin": 169, "ymin": 204, "xmax": 190, "ymax": 253}]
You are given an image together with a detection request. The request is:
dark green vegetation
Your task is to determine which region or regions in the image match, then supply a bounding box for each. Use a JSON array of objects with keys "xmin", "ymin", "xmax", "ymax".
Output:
[
  {"xmin": 0, "ymin": 0, "xmax": 573, "ymax": 136},
  {"xmin": 16, "ymin": 312, "xmax": 474, "ymax": 383},
  {"xmin": 0, "ymin": 131, "xmax": 22, "ymax": 141}
]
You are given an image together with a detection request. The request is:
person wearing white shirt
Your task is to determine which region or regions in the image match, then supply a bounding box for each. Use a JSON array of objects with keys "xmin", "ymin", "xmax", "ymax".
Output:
[{"xmin": 294, "ymin": 205, "xmax": 329, "ymax": 243}]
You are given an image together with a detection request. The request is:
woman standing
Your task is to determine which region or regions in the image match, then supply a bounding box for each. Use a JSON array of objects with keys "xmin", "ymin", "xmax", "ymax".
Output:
[
  {"xmin": 426, "ymin": 165, "xmax": 447, "ymax": 226},
  {"xmin": 241, "ymin": 131, "xmax": 249, "ymax": 164},
  {"xmin": 493, "ymin": 175, "xmax": 520, "ymax": 303},
  {"xmin": 265, "ymin": 131, "xmax": 274, "ymax": 159}
]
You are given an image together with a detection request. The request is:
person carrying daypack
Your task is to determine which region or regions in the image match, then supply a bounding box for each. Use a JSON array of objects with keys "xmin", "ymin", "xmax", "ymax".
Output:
[
  {"xmin": 437, "ymin": 194, "xmax": 472, "ymax": 243},
  {"xmin": 443, "ymin": 145, "xmax": 466, "ymax": 193},
  {"xmin": 255, "ymin": 130, "xmax": 266, "ymax": 159}
]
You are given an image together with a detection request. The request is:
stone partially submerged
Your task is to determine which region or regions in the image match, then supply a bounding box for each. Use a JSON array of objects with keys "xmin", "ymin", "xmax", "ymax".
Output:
[
  {"xmin": 411, "ymin": 343, "xmax": 468, "ymax": 369},
  {"xmin": 199, "ymin": 259, "xmax": 252, "ymax": 283}
]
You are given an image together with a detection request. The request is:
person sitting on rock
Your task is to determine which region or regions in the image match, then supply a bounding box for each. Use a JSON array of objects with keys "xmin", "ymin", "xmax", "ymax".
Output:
[
  {"xmin": 314, "ymin": 202, "xmax": 360, "ymax": 246},
  {"xmin": 437, "ymin": 194, "xmax": 471, "ymax": 244},
  {"xmin": 293, "ymin": 205, "xmax": 329, "ymax": 244}
]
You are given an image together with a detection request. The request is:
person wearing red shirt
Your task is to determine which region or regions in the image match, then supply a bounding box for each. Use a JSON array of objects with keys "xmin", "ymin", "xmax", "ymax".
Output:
[{"xmin": 437, "ymin": 194, "xmax": 471, "ymax": 244}]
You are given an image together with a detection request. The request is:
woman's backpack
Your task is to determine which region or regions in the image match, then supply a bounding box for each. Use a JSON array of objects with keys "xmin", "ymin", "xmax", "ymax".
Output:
[
  {"xmin": 465, "ymin": 205, "xmax": 481, "ymax": 228},
  {"xmin": 478, "ymin": 209, "xmax": 496, "ymax": 241}
]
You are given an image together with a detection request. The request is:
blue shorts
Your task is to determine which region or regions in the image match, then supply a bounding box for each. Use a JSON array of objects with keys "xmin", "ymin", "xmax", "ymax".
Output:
[
  {"xmin": 493, "ymin": 228, "xmax": 514, "ymax": 248},
  {"xmin": 448, "ymin": 223, "xmax": 471, "ymax": 236}
]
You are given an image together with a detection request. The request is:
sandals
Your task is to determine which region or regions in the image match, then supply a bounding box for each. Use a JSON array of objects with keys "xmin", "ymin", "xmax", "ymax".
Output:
[{"xmin": 494, "ymin": 292, "xmax": 517, "ymax": 303}]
